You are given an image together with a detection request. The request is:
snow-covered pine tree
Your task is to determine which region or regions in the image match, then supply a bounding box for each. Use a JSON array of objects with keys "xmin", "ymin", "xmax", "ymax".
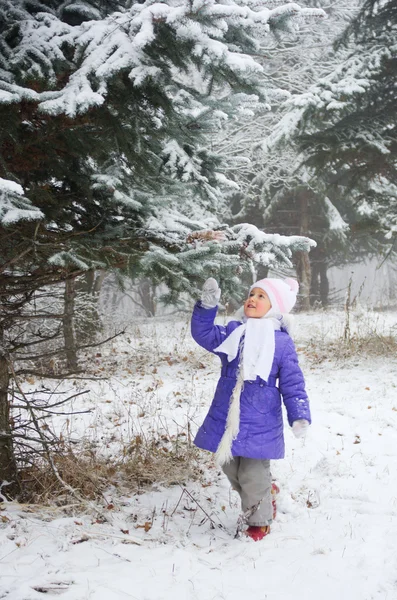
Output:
[
  {"xmin": 295, "ymin": 0, "xmax": 396, "ymax": 190},
  {"xmin": 213, "ymin": 0, "xmax": 359, "ymax": 188},
  {"xmin": 300, "ymin": 0, "xmax": 397, "ymax": 248},
  {"xmin": 260, "ymin": 0, "xmax": 397, "ymax": 293},
  {"xmin": 0, "ymin": 0, "xmax": 325, "ymax": 301},
  {"xmin": 214, "ymin": 0, "xmax": 361, "ymax": 306},
  {"xmin": 1, "ymin": 0, "xmax": 327, "ymax": 489}
]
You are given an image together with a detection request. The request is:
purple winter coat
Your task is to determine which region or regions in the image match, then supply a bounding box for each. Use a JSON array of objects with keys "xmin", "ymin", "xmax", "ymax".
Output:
[{"xmin": 191, "ymin": 302, "xmax": 311, "ymax": 460}]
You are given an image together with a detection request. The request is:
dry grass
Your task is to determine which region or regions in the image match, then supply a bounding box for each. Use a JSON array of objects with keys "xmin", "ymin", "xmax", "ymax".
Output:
[
  {"xmin": 18, "ymin": 450, "xmax": 112, "ymax": 504},
  {"xmin": 303, "ymin": 331, "xmax": 397, "ymax": 364},
  {"xmin": 18, "ymin": 433, "xmax": 204, "ymax": 506},
  {"xmin": 13, "ymin": 316, "xmax": 210, "ymax": 506},
  {"xmin": 298, "ymin": 304, "xmax": 397, "ymax": 364},
  {"xmin": 120, "ymin": 433, "xmax": 203, "ymax": 489}
]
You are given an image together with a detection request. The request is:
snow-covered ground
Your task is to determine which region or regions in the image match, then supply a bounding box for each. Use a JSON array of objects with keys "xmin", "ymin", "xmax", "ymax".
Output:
[{"xmin": 1, "ymin": 309, "xmax": 397, "ymax": 600}]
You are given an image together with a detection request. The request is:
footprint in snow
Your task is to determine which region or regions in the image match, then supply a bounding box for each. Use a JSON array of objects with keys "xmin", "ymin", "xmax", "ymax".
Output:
[{"xmin": 32, "ymin": 582, "xmax": 73, "ymax": 596}]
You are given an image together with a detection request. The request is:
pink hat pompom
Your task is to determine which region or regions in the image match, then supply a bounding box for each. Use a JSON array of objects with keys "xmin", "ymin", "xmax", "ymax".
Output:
[{"xmin": 284, "ymin": 277, "xmax": 299, "ymax": 293}]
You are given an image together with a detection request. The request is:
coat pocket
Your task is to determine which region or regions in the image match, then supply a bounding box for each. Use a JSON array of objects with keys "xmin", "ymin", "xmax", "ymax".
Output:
[{"xmin": 244, "ymin": 384, "xmax": 280, "ymax": 415}]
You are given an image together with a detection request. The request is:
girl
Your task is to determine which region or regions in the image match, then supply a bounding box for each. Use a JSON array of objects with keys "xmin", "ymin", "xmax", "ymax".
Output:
[{"xmin": 191, "ymin": 277, "xmax": 311, "ymax": 541}]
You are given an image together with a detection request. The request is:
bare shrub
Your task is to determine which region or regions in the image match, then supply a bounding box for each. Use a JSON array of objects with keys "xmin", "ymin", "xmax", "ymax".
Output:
[
  {"xmin": 304, "ymin": 333, "xmax": 397, "ymax": 364},
  {"xmin": 302, "ymin": 308, "xmax": 397, "ymax": 364},
  {"xmin": 120, "ymin": 433, "xmax": 202, "ymax": 489},
  {"xmin": 10, "ymin": 317, "xmax": 210, "ymax": 505},
  {"xmin": 18, "ymin": 447, "xmax": 112, "ymax": 504},
  {"xmin": 18, "ymin": 433, "xmax": 204, "ymax": 505}
]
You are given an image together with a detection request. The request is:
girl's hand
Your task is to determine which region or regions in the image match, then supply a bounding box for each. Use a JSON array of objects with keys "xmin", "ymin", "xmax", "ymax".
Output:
[
  {"xmin": 292, "ymin": 419, "xmax": 309, "ymax": 439},
  {"xmin": 201, "ymin": 278, "xmax": 221, "ymax": 309}
]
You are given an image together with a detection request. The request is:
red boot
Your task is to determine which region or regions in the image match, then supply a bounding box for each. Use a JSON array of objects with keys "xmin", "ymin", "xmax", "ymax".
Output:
[
  {"xmin": 245, "ymin": 525, "xmax": 271, "ymax": 541},
  {"xmin": 271, "ymin": 483, "xmax": 280, "ymax": 520}
]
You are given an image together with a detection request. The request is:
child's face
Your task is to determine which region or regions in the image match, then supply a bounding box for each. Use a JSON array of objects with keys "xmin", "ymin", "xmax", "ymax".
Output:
[{"xmin": 244, "ymin": 287, "xmax": 272, "ymax": 318}]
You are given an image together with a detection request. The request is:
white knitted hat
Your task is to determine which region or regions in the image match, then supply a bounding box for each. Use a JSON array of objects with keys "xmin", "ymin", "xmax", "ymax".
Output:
[{"xmin": 250, "ymin": 277, "xmax": 299, "ymax": 314}]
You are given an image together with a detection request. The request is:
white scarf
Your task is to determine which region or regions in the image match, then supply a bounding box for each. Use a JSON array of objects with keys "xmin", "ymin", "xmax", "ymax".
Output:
[
  {"xmin": 214, "ymin": 315, "xmax": 281, "ymax": 383},
  {"xmin": 213, "ymin": 314, "xmax": 281, "ymax": 465}
]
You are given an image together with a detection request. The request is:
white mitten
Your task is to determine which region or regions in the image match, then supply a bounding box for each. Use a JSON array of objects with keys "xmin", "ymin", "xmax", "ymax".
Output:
[
  {"xmin": 292, "ymin": 419, "xmax": 309, "ymax": 439},
  {"xmin": 201, "ymin": 278, "xmax": 221, "ymax": 309}
]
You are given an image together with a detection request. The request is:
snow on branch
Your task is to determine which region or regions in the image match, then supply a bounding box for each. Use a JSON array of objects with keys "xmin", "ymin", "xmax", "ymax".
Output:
[
  {"xmin": 323, "ymin": 197, "xmax": 349, "ymax": 233},
  {"xmin": 262, "ymin": 42, "xmax": 390, "ymax": 153},
  {"xmin": 231, "ymin": 222, "xmax": 315, "ymax": 263},
  {"xmin": 0, "ymin": 178, "xmax": 43, "ymax": 225},
  {"xmin": 1, "ymin": 0, "xmax": 324, "ymax": 117}
]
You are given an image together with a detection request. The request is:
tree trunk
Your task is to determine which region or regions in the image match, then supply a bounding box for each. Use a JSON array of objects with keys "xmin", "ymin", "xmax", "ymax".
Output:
[
  {"xmin": 0, "ymin": 325, "xmax": 19, "ymax": 495},
  {"xmin": 310, "ymin": 259, "xmax": 320, "ymax": 305},
  {"xmin": 63, "ymin": 277, "xmax": 78, "ymax": 371},
  {"xmin": 137, "ymin": 278, "xmax": 157, "ymax": 317},
  {"xmin": 75, "ymin": 269, "xmax": 105, "ymax": 296},
  {"xmin": 310, "ymin": 251, "xmax": 329, "ymax": 307},
  {"xmin": 296, "ymin": 191, "xmax": 311, "ymax": 311},
  {"xmin": 296, "ymin": 251, "xmax": 311, "ymax": 311},
  {"xmin": 76, "ymin": 270, "xmax": 96, "ymax": 295},
  {"xmin": 92, "ymin": 270, "xmax": 106, "ymax": 296},
  {"xmin": 74, "ymin": 271, "xmax": 104, "ymax": 343},
  {"xmin": 319, "ymin": 261, "xmax": 329, "ymax": 307}
]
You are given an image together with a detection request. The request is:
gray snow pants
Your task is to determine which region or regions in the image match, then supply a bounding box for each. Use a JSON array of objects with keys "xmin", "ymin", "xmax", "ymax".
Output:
[{"xmin": 222, "ymin": 457, "xmax": 273, "ymax": 526}]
